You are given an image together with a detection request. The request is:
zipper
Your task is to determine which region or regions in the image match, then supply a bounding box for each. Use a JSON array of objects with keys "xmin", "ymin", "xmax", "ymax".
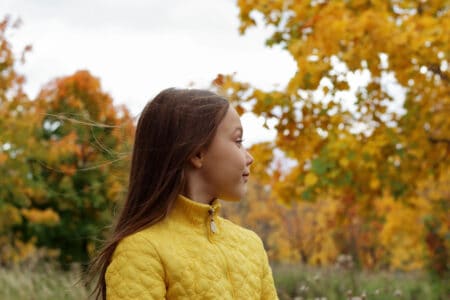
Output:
[
  {"xmin": 206, "ymin": 206, "xmax": 236, "ymax": 298},
  {"xmin": 208, "ymin": 207, "xmax": 217, "ymax": 234}
]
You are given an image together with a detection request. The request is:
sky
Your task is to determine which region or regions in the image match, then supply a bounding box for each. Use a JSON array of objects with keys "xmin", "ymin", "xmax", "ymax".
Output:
[{"xmin": 2, "ymin": 0, "xmax": 298, "ymax": 147}]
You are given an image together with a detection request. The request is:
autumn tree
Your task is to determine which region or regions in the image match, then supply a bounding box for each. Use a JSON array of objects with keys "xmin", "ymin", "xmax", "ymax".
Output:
[
  {"xmin": 25, "ymin": 70, "xmax": 135, "ymax": 266},
  {"xmin": 0, "ymin": 16, "xmax": 40, "ymax": 265},
  {"xmin": 0, "ymin": 22, "xmax": 135, "ymax": 266},
  {"xmin": 215, "ymin": 0, "xmax": 449, "ymax": 274}
]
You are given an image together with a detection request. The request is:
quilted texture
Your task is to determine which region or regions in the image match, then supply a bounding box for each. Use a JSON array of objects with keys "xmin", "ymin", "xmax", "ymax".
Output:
[{"xmin": 105, "ymin": 194, "xmax": 278, "ymax": 299}]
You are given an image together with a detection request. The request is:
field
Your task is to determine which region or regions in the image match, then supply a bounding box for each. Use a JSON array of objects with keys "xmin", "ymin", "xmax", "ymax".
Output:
[
  {"xmin": 0, "ymin": 263, "xmax": 447, "ymax": 300},
  {"xmin": 273, "ymin": 264, "xmax": 448, "ymax": 300}
]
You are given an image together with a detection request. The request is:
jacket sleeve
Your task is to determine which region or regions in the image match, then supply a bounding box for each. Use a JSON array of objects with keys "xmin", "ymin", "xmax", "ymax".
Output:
[
  {"xmin": 105, "ymin": 234, "xmax": 166, "ymax": 300},
  {"xmin": 254, "ymin": 235, "xmax": 278, "ymax": 300},
  {"xmin": 261, "ymin": 249, "xmax": 278, "ymax": 300}
]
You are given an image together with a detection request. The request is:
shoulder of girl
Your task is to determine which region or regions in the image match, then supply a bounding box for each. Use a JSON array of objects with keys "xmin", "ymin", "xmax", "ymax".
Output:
[
  {"xmin": 115, "ymin": 227, "xmax": 162, "ymax": 253},
  {"xmin": 220, "ymin": 218, "xmax": 263, "ymax": 243}
]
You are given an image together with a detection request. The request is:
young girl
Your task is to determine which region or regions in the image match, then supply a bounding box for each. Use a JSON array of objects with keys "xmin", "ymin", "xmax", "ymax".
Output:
[{"xmin": 89, "ymin": 88, "xmax": 278, "ymax": 299}]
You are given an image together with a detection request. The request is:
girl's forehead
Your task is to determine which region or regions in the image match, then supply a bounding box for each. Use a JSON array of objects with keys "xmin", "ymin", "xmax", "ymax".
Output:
[{"xmin": 219, "ymin": 106, "xmax": 242, "ymax": 133}]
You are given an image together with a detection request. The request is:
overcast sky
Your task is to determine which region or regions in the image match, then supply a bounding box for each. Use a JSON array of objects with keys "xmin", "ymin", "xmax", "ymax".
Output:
[{"xmin": 2, "ymin": 0, "xmax": 298, "ymax": 146}]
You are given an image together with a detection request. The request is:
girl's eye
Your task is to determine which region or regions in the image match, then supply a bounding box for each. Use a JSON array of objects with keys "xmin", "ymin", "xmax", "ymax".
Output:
[{"xmin": 236, "ymin": 139, "xmax": 244, "ymax": 146}]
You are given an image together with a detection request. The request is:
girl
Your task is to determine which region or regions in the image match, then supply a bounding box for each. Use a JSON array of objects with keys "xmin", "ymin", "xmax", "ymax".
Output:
[{"xmin": 89, "ymin": 88, "xmax": 278, "ymax": 299}]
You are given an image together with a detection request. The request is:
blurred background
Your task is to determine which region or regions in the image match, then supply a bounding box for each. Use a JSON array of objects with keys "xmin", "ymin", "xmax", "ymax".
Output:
[{"xmin": 0, "ymin": 0, "xmax": 449, "ymax": 299}]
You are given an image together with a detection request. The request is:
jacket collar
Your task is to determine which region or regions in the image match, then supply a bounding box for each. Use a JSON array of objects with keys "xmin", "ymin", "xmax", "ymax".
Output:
[{"xmin": 170, "ymin": 194, "xmax": 221, "ymax": 226}]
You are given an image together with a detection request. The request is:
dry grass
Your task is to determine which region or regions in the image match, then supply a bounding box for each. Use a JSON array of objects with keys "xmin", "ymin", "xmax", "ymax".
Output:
[
  {"xmin": 272, "ymin": 263, "xmax": 449, "ymax": 300},
  {"xmin": 0, "ymin": 263, "xmax": 88, "ymax": 300},
  {"xmin": 0, "ymin": 262, "xmax": 448, "ymax": 299}
]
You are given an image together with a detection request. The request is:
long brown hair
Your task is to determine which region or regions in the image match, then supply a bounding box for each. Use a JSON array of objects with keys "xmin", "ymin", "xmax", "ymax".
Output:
[{"xmin": 87, "ymin": 88, "xmax": 229, "ymax": 299}]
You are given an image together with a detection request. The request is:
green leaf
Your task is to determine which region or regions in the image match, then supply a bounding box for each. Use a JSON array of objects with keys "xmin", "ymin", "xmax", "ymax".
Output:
[{"xmin": 311, "ymin": 157, "xmax": 328, "ymax": 175}]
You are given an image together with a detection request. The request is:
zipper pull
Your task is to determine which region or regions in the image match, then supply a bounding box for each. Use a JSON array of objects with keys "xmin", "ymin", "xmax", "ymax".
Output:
[
  {"xmin": 208, "ymin": 207, "xmax": 217, "ymax": 234},
  {"xmin": 210, "ymin": 218, "xmax": 217, "ymax": 234}
]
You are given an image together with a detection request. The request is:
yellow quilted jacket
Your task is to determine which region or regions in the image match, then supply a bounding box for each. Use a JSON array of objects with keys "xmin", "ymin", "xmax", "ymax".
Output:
[{"xmin": 105, "ymin": 194, "xmax": 278, "ymax": 299}]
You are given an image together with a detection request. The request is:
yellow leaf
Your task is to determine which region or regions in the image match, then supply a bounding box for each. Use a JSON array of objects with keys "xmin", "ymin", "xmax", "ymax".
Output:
[
  {"xmin": 370, "ymin": 178, "xmax": 380, "ymax": 190},
  {"xmin": 0, "ymin": 152, "xmax": 7, "ymax": 165},
  {"xmin": 305, "ymin": 172, "xmax": 318, "ymax": 186},
  {"xmin": 339, "ymin": 157, "xmax": 349, "ymax": 168}
]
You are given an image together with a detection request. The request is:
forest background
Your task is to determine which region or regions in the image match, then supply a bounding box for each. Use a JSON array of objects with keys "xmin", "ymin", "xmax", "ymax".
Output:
[{"xmin": 1, "ymin": 0, "xmax": 449, "ymax": 299}]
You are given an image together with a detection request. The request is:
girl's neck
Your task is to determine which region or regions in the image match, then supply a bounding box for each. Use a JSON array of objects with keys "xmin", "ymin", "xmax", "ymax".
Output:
[{"xmin": 180, "ymin": 189, "xmax": 216, "ymax": 205}]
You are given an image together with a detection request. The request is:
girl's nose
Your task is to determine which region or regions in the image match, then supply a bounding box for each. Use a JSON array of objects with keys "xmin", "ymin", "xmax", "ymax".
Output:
[{"xmin": 246, "ymin": 150, "xmax": 254, "ymax": 166}]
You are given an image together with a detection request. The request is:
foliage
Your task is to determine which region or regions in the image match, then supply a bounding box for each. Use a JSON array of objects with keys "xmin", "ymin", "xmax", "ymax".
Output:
[
  {"xmin": 216, "ymin": 0, "xmax": 449, "ymax": 275},
  {"xmin": 0, "ymin": 15, "xmax": 41, "ymax": 265},
  {"xmin": 28, "ymin": 70, "xmax": 134, "ymax": 266},
  {"xmin": 0, "ymin": 17, "xmax": 135, "ymax": 267}
]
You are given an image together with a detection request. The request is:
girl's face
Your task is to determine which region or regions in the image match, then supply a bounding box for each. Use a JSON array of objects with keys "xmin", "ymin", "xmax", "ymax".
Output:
[{"xmin": 199, "ymin": 106, "xmax": 254, "ymax": 201}]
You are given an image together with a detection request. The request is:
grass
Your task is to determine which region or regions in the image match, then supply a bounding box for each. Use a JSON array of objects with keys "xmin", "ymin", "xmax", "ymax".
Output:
[
  {"xmin": 0, "ymin": 262, "xmax": 448, "ymax": 299},
  {"xmin": 272, "ymin": 263, "xmax": 449, "ymax": 300},
  {"xmin": 0, "ymin": 263, "xmax": 88, "ymax": 300}
]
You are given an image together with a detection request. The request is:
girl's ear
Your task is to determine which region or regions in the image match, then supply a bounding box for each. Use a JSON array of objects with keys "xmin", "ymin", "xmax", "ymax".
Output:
[{"xmin": 189, "ymin": 151, "xmax": 204, "ymax": 169}]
